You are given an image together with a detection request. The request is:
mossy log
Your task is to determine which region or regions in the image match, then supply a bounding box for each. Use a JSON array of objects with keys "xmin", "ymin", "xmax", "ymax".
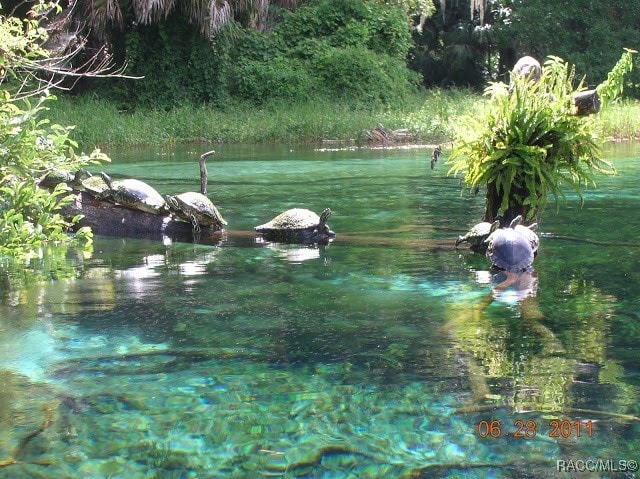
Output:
[{"xmin": 63, "ymin": 191, "xmax": 225, "ymax": 245}]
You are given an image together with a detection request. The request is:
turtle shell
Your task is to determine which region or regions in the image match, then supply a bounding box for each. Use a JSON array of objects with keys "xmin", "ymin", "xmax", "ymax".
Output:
[
  {"xmin": 255, "ymin": 208, "xmax": 324, "ymax": 233},
  {"xmin": 39, "ymin": 168, "xmax": 90, "ymax": 190},
  {"xmin": 514, "ymin": 223, "xmax": 539, "ymax": 253},
  {"xmin": 168, "ymin": 192, "xmax": 227, "ymax": 228},
  {"xmin": 100, "ymin": 174, "xmax": 167, "ymax": 215},
  {"xmin": 39, "ymin": 169, "xmax": 75, "ymax": 189},
  {"xmin": 255, "ymin": 208, "xmax": 335, "ymax": 244},
  {"xmin": 486, "ymin": 227, "xmax": 534, "ymax": 272},
  {"xmin": 78, "ymin": 174, "xmax": 109, "ymax": 197}
]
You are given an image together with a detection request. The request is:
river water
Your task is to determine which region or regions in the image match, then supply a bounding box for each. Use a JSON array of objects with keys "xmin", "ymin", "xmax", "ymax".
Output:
[{"xmin": 0, "ymin": 142, "xmax": 638, "ymax": 478}]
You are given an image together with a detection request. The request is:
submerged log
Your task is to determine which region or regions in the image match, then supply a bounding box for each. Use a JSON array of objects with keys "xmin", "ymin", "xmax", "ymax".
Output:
[{"xmin": 63, "ymin": 192, "xmax": 225, "ymax": 245}]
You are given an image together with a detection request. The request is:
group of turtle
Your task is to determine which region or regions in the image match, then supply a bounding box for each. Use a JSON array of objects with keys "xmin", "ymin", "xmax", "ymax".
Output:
[
  {"xmin": 455, "ymin": 216, "xmax": 540, "ymax": 273},
  {"xmin": 42, "ymin": 168, "xmax": 540, "ymax": 263},
  {"xmin": 41, "ymin": 168, "xmax": 227, "ymax": 232},
  {"xmin": 40, "ymin": 168, "xmax": 336, "ymax": 243}
]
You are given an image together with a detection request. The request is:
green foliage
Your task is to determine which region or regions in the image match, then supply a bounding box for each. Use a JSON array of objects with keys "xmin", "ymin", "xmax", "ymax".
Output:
[
  {"xmin": 47, "ymin": 88, "xmax": 474, "ymax": 146},
  {"xmin": 277, "ymin": 0, "xmax": 413, "ymax": 59},
  {"xmin": 0, "ymin": 4, "xmax": 108, "ymax": 256},
  {"xmin": 597, "ymin": 48, "xmax": 638, "ymax": 107},
  {"xmin": 229, "ymin": 55, "xmax": 318, "ymax": 103},
  {"xmin": 103, "ymin": 13, "xmax": 232, "ymax": 109},
  {"xmin": 98, "ymin": 0, "xmax": 419, "ymax": 108},
  {"xmin": 310, "ymin": 46, "xmax": 420, "ymax": 103},
  {"xmin": 448, "ymin": 55, "xmax": 626, "ymax": 222},
  {"xmin": 47, "ymin": 87, "xmax": 640, "ymax": 148},
  {"xmin": 225, "ymin": 0, "xmax": 419, "ymax": 105},
  {"xmin": 0, "ymin": 93, "xmax": 105, "ymax": 256},
  {"xmin": 495, "ymin": 0, "xmax": 640, "ymax": 94}
]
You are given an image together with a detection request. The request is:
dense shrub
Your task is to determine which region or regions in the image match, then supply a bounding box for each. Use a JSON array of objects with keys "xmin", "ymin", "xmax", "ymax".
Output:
[
  {"xmin": 310, "ymin": 46, "xmax": 420, "ymax": 102},
  {"xmin": 94, "ymin": 0, "xmax": 419, "ymax": 108},
  {"xmin": 225, "ymin": 0, "xmax": 419, "ymax": 104},
  {"xmin": 229, "ymin": 56, "xmax": 319, "ymax": 103},
  {"xmin": 276, "ymin": 0, "xmax": 413, "ymax": 59}
]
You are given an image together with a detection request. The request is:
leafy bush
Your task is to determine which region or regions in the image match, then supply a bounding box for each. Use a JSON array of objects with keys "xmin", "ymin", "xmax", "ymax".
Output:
[
  {"xmin": 228, "ymin": 56, "xmax": 318, "ymax": 103},
  {"xmin": 311, "ymin": 46, "xmax": 420, "ymax": 103},
  {"xmin": 224, "ymin": 0, "xmax": 419, "ymax": 105},
  {"xmin": 277, "ymin": 0, "xmax": 413, "ymax": 59},
  {"xmin": 1, "ymin": 3, "xmax": 108, "ymax": 256},
  {"xmin": 0, "ymin": 93, "xmax": 107, "ymax": 256}
]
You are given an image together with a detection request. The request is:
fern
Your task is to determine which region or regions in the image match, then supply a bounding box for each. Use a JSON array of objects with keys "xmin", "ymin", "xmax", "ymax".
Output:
[{"xmin": 447, "ymin": 51, "xmax": 635, "ymax": 223}]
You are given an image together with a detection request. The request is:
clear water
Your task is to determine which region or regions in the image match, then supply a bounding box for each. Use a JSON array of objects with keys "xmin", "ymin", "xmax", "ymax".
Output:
[{"xmin": 0, "ymin": 142, "xmax": 638, "ymax": 478}]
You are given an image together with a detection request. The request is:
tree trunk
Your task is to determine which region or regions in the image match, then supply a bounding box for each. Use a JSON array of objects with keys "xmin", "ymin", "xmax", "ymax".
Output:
[{"xmin": 482, "ymin": 181, "xmax": 536, "ymax": 226}]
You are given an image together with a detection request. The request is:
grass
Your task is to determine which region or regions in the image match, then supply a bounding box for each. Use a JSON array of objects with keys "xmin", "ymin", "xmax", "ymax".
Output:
[
  {"xmin": 45, "ymin": 89, "xmax": 478, "ymax": 149},
  {"xmin": 45, "ymin": 90, "xmax": 640, "ymax": 150},
  {"xmin": 592, "ymin": 99, "xmax": 640, "ymax": 142}
]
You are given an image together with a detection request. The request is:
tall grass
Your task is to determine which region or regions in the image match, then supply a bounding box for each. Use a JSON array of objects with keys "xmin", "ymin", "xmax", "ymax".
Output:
[
  {"xmin": 46, "ymin": 90, "xmax": 478, "ymax": 149},
  {"xmin": 46, "ymin": 90, "xmax": 639, "ymax": 150},
  {"xmin": 593, "ymin": 99, "xmax": 640, "ymax": 141}
]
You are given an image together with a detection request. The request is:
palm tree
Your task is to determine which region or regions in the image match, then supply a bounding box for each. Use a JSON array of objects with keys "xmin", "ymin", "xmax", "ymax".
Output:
[
  {"xmin": 76, "ymin": 0, "xmax": 301, "ymax": 38},
  {"xmin": 31, "ymin": 0, "xmax": 302, "ymax": 81}
]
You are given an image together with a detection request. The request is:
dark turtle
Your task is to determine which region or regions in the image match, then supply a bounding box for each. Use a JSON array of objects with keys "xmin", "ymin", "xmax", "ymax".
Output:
[
  {"xmin": 166, "ymin": 192, "xmax": 227, "ymax": 230},
  {"xmin": 485, "ymin": 216, "xmax": 539, "ymax": 272},
  {"xmin": 39, "ymin": 168, "xmax": 90, "ymax": 190},
  {"xmin": 255, "ymin": 208, "xmax": 335, "ymax": 244},
  {"xmin": 455, "ymin": 220, "xmax": 500, "ymax": 253},
  {"xmin": 97, "ymin": 173, "xmax": 168, "ymax": 215}
]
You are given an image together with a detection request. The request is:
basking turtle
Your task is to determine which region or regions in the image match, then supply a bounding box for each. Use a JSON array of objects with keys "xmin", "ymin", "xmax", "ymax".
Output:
[
  {"xmin": 485, "ymin": 217, "xmax": 539, "ymax": 272},
  {"xmin": 255, "ymin": 208, "xmax": 335, "ymax": 244},
  {"xmin": 455, "ymin": 220, "xmax": 500, "ymax": 253},
  {"xmin": 166, "ymin": 192, "xmax": 227, "ymax": 230},
  {"xmin": 97, "ymin": 173, "xmax": 168, "ymax": 215},
  {"xmin": 507, "ymin": 215, "xmax": 540, "ymax": 254},
  {"xmin": 76, "ymin": 174, "xmax": 109, "ymax": 197},
  {"xmin": 39, "ymin": 168, "xmax": 90, "ymax": 190}
]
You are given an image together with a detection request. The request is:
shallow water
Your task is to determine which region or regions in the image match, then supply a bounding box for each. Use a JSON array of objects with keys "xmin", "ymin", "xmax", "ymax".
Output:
[{"xmin": 0, "ymin": 142, "xmax": 638, "ymax": 478}]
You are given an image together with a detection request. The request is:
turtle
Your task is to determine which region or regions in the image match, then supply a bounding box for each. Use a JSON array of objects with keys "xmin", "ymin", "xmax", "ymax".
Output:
[
  {"xmin": 455, "ymin": 220, "xmax": 500, "ymax": 253},
  {"xmin": 507, "ymin": 215, "xmax": 540, "ymax": 254},
  {"xmin": 166, "ymin": 192, "xmax": 227, "ymax": 230},
  {"xmin": 39, "ymin": 168, "xmax": 90, "ymax": 190},
  {"xmin": 97, "ymin": 173, "xmax": 168, "ymax": 215},
  {"xmin": 485, "ymin": 217, "xmax": 539, "ymax": 272},
  {"xmin": 255, "ymin": 208, "xmax": 335, "ymax": 244},
  {"xmin": 76, "ymin": 173, "xmax": 110, "ymax": 197}
]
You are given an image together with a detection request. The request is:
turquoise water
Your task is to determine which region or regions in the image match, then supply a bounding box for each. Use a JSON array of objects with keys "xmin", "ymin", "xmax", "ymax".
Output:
[{"xmin": 0, "ymin": 143, "xmax": 638, "ymax": 478}]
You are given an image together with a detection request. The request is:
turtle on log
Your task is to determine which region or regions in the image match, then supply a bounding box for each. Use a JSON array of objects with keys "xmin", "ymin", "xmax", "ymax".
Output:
[
  {"xmin": 255, "ymin": 208, "xmax": 335, "ymax": 244},
  {"xmin": 97, "ymin": 173, "xmax": 168, "ymax": 215},
  {"xmin": 455, "ymin": 220, "xmax": 500, "ymax": 254},
  {"xmin": 485, "ymin": 215, "xmax": 540, "ymax": 272},
  {"xmin": 166, "ymin": 192, "xmax": 227, "ymax": 232},
  {"xmin": 165, "ymin": 151, "xmax": 227, "ymax": 233}
]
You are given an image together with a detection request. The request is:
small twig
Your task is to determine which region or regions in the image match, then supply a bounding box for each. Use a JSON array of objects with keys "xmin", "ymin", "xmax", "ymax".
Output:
[{"xmin": 199, "ymin": 150, "xmax": 215, "ymax": 195}]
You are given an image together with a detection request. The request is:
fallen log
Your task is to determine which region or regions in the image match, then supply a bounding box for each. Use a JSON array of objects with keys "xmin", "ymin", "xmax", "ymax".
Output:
[{"xmin": 63, "ymin": 191, "xmax": 225, "ymax": 246}]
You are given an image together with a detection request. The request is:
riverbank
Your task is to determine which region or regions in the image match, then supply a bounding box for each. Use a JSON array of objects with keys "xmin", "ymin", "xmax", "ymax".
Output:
[{"xmin": 47, "ymin": 90, "xmax": 640, "ymax": 149}]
